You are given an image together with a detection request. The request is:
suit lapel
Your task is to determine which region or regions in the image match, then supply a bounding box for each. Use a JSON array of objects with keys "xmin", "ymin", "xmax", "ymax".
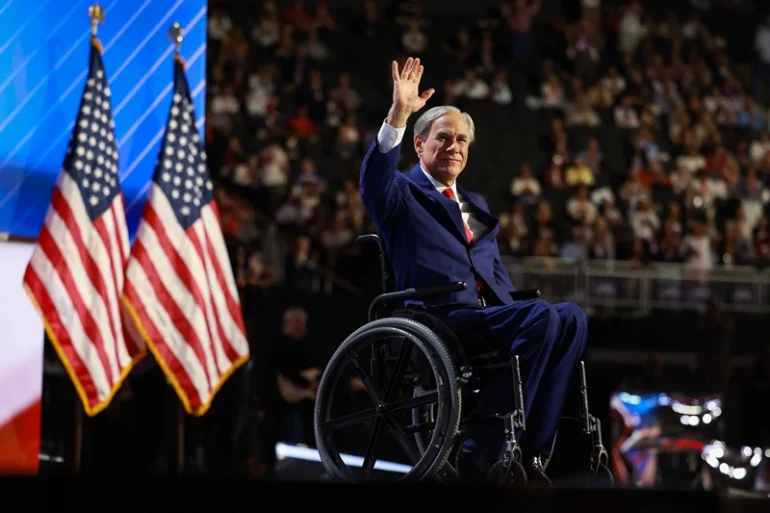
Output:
[
  {"xmin": 408, "ymin": 166, "xmax": 468, "ymax": 244},
  {"xmin": 457, "ymin": 184, "xmax": 499, "ymax": 244}
]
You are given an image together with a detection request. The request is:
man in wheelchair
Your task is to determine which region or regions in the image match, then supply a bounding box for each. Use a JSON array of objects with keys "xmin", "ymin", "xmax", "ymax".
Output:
[{"xmin": 355, "ymin": 57, "xmax": 589, "ymax": 484}]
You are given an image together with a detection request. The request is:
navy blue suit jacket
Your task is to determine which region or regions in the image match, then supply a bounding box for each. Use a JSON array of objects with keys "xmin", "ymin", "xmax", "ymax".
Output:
[{"xmin": 360, "ymin": 138, "xmax": 516, "ymax": 307}]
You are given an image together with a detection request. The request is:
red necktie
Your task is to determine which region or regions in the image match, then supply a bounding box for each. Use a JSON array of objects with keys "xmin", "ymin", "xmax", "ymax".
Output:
[
  {"xmin": 441, "ymin": 188, "xmax": 485, "ymax": 295},
  {"xmin": 442, "ymin": 188, "xmax": 474, "ymax": 242}
]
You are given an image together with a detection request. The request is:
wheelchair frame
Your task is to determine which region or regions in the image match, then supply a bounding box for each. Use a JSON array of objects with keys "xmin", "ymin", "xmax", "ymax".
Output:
[{"xmin": 313, "ymin": 234, "xmax": 611, "ymax": 484}]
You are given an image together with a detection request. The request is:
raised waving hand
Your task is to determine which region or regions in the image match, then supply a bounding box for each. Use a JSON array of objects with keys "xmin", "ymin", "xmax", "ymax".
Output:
[{"xmin": 386, "ymin": 57, "xmax": 435, "ymax": 128}]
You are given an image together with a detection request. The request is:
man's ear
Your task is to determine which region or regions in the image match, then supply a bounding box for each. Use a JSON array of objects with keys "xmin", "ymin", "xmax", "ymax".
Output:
[{"xmin": 414, "ymin": 135, "xmax": 423, "ymax": 156}]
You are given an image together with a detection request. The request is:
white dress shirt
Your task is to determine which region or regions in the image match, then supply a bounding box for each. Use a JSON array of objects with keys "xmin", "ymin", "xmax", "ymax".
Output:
[{"xmin": 376, "ymin": 121, "xmax": 487, "ymax": 240}]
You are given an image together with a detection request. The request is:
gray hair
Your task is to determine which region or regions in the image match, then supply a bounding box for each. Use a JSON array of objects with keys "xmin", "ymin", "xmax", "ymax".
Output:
[{"xmin": 413, "ymin": 105, "xmax": 476, "ymax": 143}]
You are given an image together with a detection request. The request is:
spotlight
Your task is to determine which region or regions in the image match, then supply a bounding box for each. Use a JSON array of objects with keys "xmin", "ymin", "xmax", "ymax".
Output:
[{"xmin": 731, "ymin": 467, "xmax": 747, "ymax": 480}]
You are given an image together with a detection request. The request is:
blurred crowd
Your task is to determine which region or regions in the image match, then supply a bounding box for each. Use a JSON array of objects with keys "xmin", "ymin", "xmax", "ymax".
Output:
[
  {"xmin": 204, "ymin": 0, "xmax": 770, "ymax": 287},
  {"xmin": 515, "ymin": 0, "xmax": 770, "ymax": 271}
]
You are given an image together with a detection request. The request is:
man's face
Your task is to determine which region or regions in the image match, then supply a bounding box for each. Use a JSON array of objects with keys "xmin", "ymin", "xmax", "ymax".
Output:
[
  {"xmin": 283, "ymin": 310, "xmax": 307, "ymax": 339},
  {"xmin": 415, "ymin": 111, "xmax": 471, "ymax": 186}
]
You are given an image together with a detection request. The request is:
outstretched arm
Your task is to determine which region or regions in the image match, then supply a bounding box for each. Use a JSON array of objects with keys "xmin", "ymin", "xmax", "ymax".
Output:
[{"xmin": 360, "ymin": 57, "xmax": 435, "ymax": 224}]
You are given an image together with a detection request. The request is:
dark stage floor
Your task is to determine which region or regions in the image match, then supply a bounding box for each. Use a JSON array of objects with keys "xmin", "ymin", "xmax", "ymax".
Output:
[{"xmin": 1, "ymin": 475, "xmax": 768, "ymax": 513}]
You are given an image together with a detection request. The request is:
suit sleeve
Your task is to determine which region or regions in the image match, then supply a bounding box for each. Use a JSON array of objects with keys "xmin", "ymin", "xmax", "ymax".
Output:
[{"xmin": 359, "ymin": 122, "xmax": 407, "ymax": 224}]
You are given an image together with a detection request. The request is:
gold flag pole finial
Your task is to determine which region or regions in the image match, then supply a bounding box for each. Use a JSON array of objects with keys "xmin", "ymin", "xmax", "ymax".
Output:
[
  {"xmin": 88, "ymin": 2, "xmax": 105, "ymax": 37},
  {"xmin": 169, "ymin": 22, "xmax": 183, "ymax": 56},
  {"xmin": 169, "ymin": 22, "xmax": 185, "ymax": 68}
]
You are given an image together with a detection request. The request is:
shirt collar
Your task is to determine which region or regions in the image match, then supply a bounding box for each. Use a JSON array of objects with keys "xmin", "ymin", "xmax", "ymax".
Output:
[{"xmin": 420, "ymin": 164, "xmax": 459, "ymax": 200}]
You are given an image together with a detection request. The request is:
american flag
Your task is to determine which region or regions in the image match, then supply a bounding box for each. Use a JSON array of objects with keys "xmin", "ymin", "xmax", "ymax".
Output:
[
  {"xmin": 122, "ymin": 56, "xmax": 249, "ymax": 416},
  {"xmin": 22, "ymin": 39, "xmax": 144, "ymax": 416}
]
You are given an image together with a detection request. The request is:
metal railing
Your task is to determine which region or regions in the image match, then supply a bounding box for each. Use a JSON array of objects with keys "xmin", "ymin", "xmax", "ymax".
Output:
[{"xmin": 504, "ymin": 257, "xmax": 770, "ymax": 314}]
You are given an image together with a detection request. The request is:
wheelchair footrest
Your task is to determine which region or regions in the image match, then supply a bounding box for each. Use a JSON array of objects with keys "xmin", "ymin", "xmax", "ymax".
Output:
[
  {"xmin": 511, "ymin": 355, "xmax": 526, "ymax": 432},
  {"xmin": 501, "ymin": 410, "xmax": 523, "ymax": 463}
]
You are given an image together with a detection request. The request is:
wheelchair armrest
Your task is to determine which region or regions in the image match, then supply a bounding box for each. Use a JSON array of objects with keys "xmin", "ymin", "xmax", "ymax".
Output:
[
  {"xmin": 356, "ymin": 234, "xmax": 383, "ymax": 249},
  {"xmin": 368, "ymin": 281, "xmax": 467, "ymax": 321},
  {"xmin": 510, "ymin": 289, "xmax": 541, "ymax": 301},
  {"xmin": 403, "ymin": 281, "xmax": 468, "ymax": 299}
]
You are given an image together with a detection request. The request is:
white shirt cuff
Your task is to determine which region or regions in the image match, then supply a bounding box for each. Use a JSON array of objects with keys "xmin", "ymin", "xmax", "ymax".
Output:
[{"xmin": 376, "ymin": 121, "xmax": 406, "ymax": 153}]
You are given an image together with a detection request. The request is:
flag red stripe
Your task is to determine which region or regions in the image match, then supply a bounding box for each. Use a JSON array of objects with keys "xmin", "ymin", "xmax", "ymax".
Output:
[
  {"xmin": 186, "ymin": 226, "xmax": 235, "ymax": 367},
  {"xmin": 114, "ymin": 195, "xmax": 131, "ymax": 269},
  {"xmin": 200, "ymin": 233, "xmax": 242, "ymax": 364},
  {"xmin": 107, "ymin": 201, "xmax": 140, "ymax": 356},
  {"xmin": 51, "ymin": 189, "xmax": 121, "ymax": 374},
  {"xmin": 201, "ymin": 203, "xmax": 246, "ymax": 361},
  {"xmin": 143, "ymin": 203, "xmax": 218, "ymax": 379},
  {"xmin": 203, "ymin": 205, "xmax": 246, "ymax": 334},
  {"xmin": 37, "ymin": 225, "xmax": 115, "ymax": 387},
  {"xmin": 123, "ymin": 281, "xmax": 203, "ymax": 409},
  {"xmin": 92, "ymin": 216, "xmax": 124, "ymax": 371},
  {"xmin": 131, "ymin": 238, "xmax": 213, "ymax": 389},
  {"xmin": 99, "ymin": 204, "xmax": 132, "ymax": 358},
  {"xmin": 107, "ymin": 205, "xmax": 127, "ymax": 293},
  {"xmin": 23, "ymin": 265, "xmax": 99, "ymax": 407},
  {"xmin": 207, "ymin": 202, "xmax": 242, "ymax": 303}
]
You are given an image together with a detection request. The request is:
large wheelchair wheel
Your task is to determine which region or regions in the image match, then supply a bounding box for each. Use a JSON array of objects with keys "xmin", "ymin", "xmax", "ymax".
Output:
[{"xmin": 314, "ymin": 317, "xmax": 462, "ymax": 482}]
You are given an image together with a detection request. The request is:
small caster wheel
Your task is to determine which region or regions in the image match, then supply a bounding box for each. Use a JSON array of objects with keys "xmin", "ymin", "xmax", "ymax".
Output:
[
  {"xmin": 589, "ymin": 463, "xmax": 614, "ymax": 487},
  {"xmin": 488, "ymin": 460, "xmax": 528, "ymax": 486}
]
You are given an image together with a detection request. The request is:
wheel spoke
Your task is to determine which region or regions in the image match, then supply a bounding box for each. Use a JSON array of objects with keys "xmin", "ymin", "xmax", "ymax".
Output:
[
  {"xmin": 388, "ymin": 391, "xmax": 439, "ymax": 414},
  {"xmin": 383, "ymin": 414, "xmax": 421, "ymax": 464},
  {"xmin": 345, "ymin": 350, "xmax": 383, "ymax": 405},
  {"xmin": 361, "ymin": 417, "xmax": 384, "ymax": 477},
  {"xmin": 383, "ymin": 342, "xmax": 412, "ymax": 402},
  {"xmin": 321, "ymin": 408, "xmax": 378, "ymax": 433},
  {"xmin": 404, "ymin": 420, "xmax": 435, "ymax": 434}
]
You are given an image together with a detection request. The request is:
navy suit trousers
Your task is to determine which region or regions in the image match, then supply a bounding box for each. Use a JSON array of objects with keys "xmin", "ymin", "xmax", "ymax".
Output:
[{"xmin": 435, "ymin": 299, "xmax": 588, "ymax": 460}]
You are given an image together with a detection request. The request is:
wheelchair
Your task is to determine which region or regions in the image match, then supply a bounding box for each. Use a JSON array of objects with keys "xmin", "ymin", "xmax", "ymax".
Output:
[{"xmin": 313, "ymin": 234, "xmax": 612, "ymax": 485}]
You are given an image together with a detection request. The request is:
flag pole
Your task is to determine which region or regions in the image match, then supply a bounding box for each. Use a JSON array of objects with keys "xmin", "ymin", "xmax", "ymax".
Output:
[
  {"xmin": 168, "ymin": 20, "xmax": 187, "ymax": 477},
  {"xmin": 176, "ymin": 401, "xmax": 185, "ymax": 475},
  {"xmin": 74, "ymin": 395, "xmax": 83, "ymax": 474},
  {"xmin": 72, "ymin": 1, "xmax": 106, "ymax": 477}
]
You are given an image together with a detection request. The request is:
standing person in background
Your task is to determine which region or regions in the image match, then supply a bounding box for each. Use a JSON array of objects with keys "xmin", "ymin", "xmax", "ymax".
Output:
[
  {"xmin": 261, "ymin": 307, "xmax": 330, "ymax": 474},
  {"xmin": 509, "ymin": 0, "xmax": 540, "ymax": 61}
]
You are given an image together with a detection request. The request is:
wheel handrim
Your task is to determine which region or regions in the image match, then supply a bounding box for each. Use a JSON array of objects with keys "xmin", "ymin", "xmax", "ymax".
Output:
[{"xmin": 315, "ymin": 325, "xmax": 456, "ymax": 482}]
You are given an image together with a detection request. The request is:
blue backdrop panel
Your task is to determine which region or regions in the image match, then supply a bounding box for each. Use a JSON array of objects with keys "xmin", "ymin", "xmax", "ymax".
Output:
[{"xmin": 0, "ymin": 0, "xmax": 207, "ymax": 238}]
